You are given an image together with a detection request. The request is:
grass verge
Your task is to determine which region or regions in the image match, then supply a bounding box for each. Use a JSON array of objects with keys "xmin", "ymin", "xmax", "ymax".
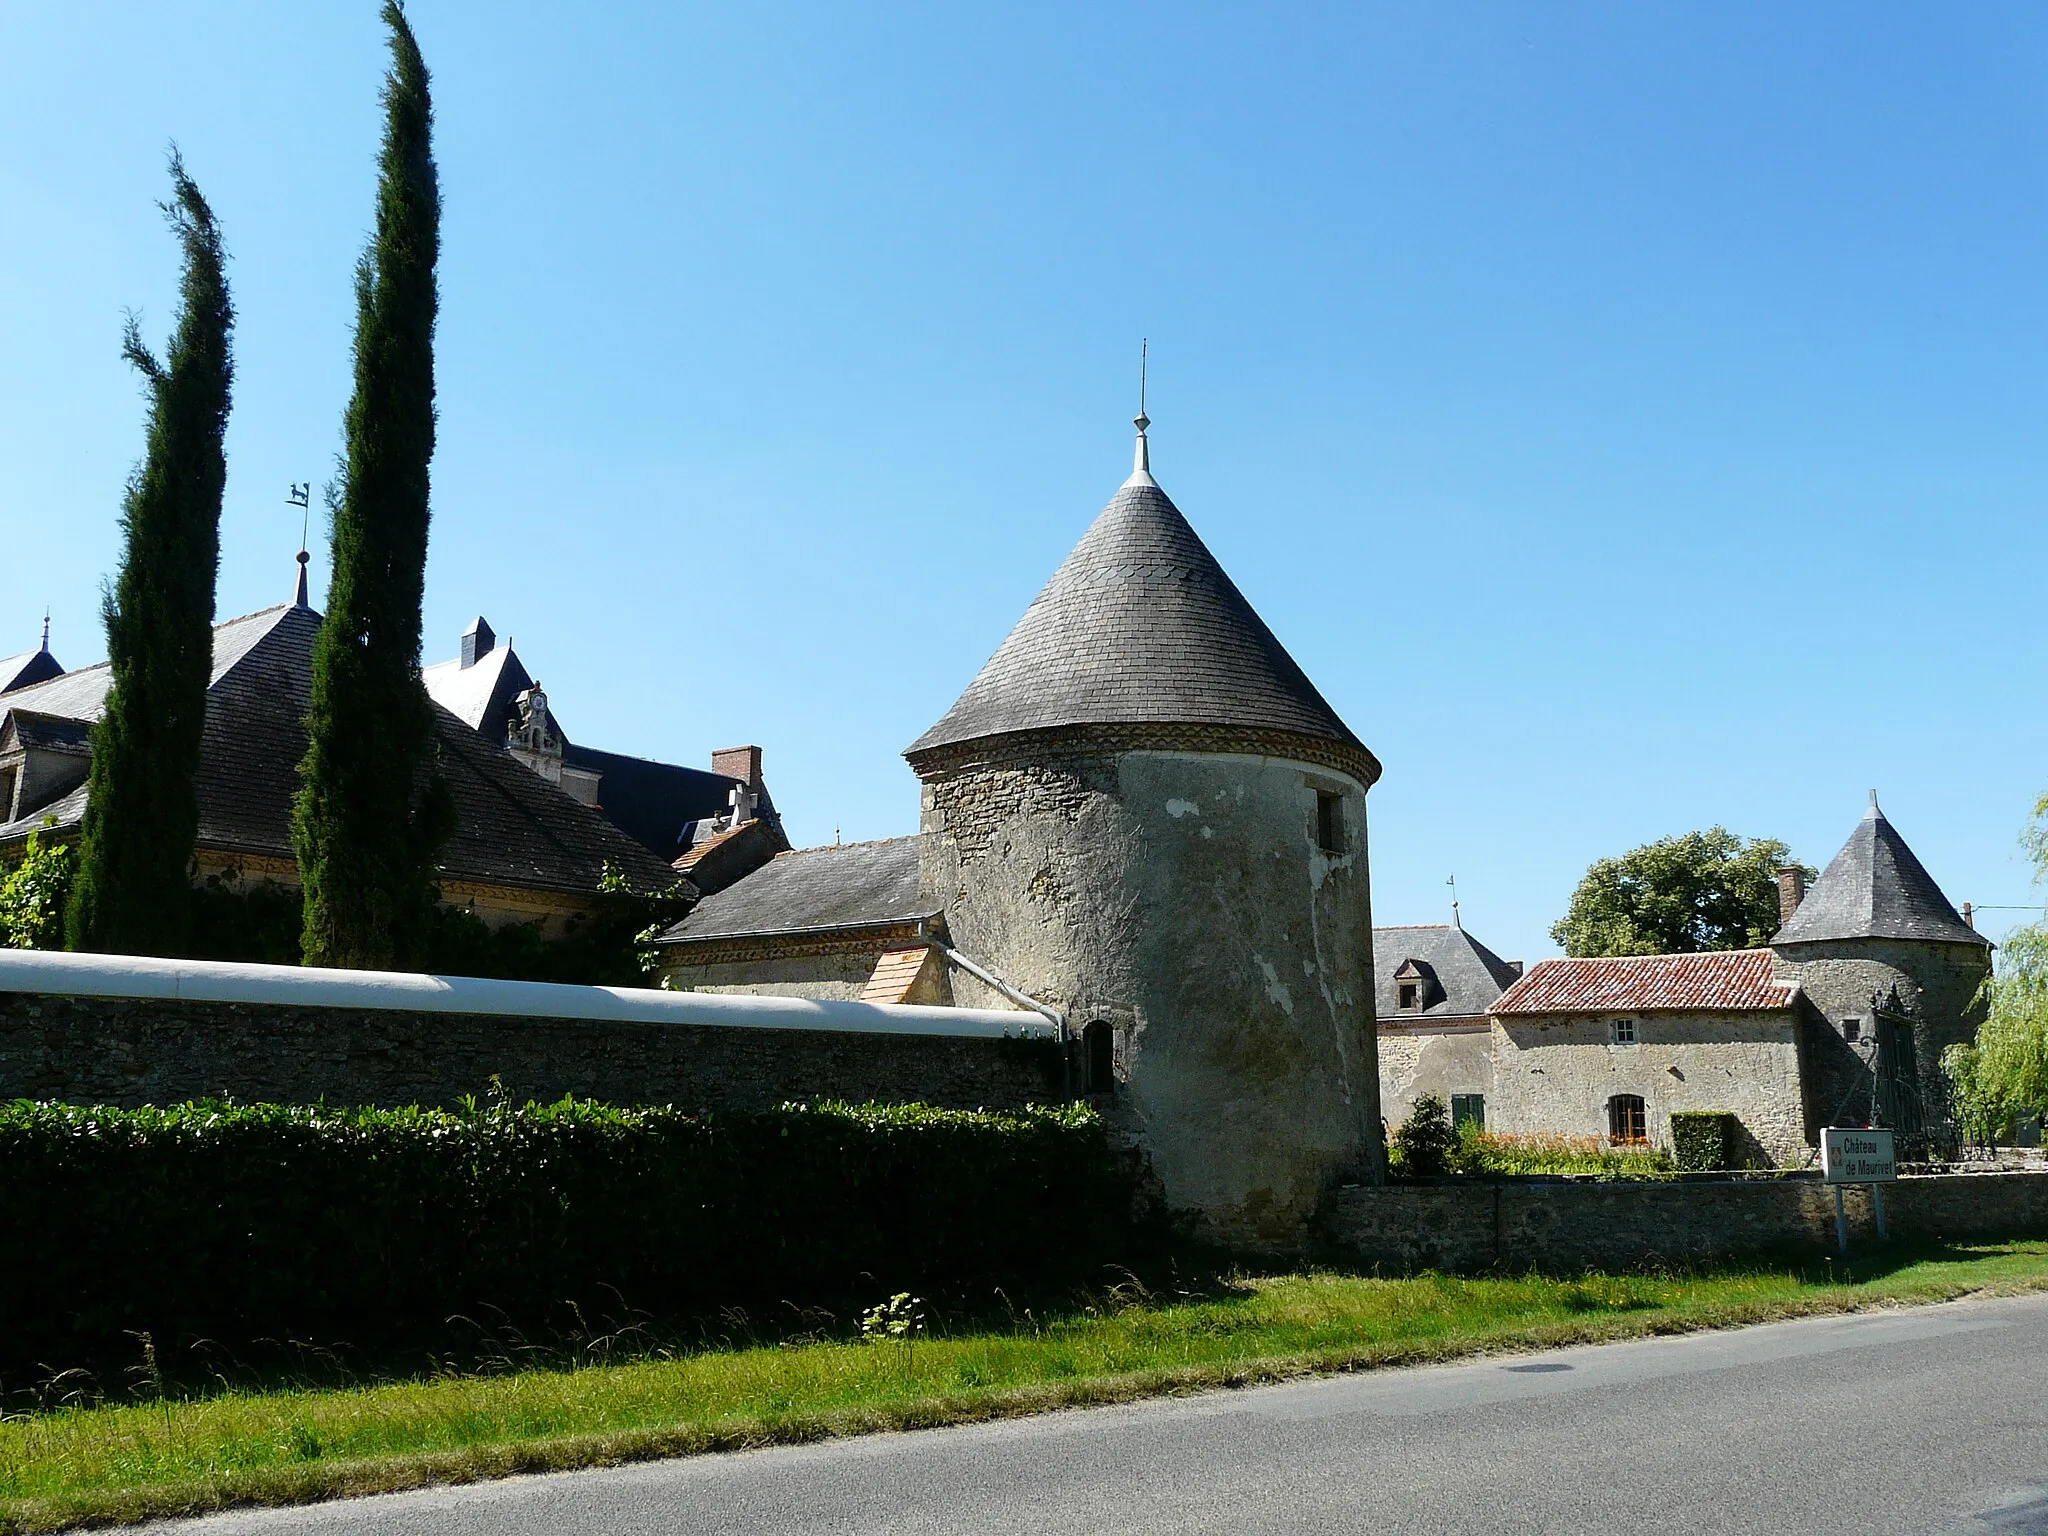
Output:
[{"xmin": 5, "ymin": 1242, "xmax": 2048, "ymax": 1532}]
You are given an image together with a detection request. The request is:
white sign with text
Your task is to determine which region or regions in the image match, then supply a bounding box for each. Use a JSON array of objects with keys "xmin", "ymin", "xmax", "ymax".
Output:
[{"xmin": 1822, "ymin": 1127, "xmax": 1897, "ymax": 1185}]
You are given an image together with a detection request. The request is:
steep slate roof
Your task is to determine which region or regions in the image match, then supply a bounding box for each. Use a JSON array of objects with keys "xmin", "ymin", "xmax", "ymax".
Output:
[
  {"xmin": 906, "ymin": 437, "xmax": 1377, "ymax": 783},
  {"xmin": 0, "ymin": 603, "xmax": 678, "ymax": 897},
  {"xmin": 1493, "ymin": 950, "xmax": 1799, "ymax": 1016},
  {"xmin": 659, "ymin": 836, "xmax": 932, "ymax": 943},
  {"xmin": 0, "ymin": 711, "xmax": 92, "ymax": 753},
  {"xmin": 0, "ymin": 649, "xmax": 63, "ymax": 695},
  {"xmin": 422, "ymin": 627, "xmax": 766, "ymax": 865},
  {"xmin": 1773, "ymin": 798, "xmax": 1988, "ymax": 948},
  {"xmin": 1374, "ymin": 924, "xmax": 1523, "ymax": 1022},
  {"xmin": 563, "ymin": 742, "xmax": 766, "ymax": 865},
  {"xmin": 422, "ymin": 644, "xmax": 531, "ymax": 736}
]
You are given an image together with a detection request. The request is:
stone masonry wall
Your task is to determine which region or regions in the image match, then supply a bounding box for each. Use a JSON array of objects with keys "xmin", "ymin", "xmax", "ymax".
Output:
[
  {"xmin": 1490, "ymin": 1011, "xmax": 1809, "ymax": 1165},
  {"xmin": 920, "ymin": 746, "xmax": 1382, "ymax": 1247},
  {"xmin": 0, "ymin": 991, "xmax": 1064, "ymax": 1112},
  {"xmin": 1378, "ymin": 1025, "xmax": 1491, "ymax": 1122},
  {"xmin": 1325, "ymin": 1171, "xmax": 2048, "ymax": 1273},
  {"xmin": 664, "ymin": 951, "xmax": 881, "ymax": 1002}
]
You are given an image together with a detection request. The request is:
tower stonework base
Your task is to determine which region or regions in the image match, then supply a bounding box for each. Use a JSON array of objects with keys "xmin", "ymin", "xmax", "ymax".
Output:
[{"xmin": 919, "ymin": 738, "xmax": 1380, "ymax": 1246}]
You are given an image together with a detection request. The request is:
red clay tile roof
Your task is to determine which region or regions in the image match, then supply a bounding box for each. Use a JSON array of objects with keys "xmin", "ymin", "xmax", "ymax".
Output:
[
  {"xmin": 1491, "ymin": 949, "xmax": 1798, "ymax": 1016},
  {"xmin": 859, "ymin": 945, "xmax": 932, "ymax": 1005},
  {"xmin": 674, "ymin": 818, "xmax": 754, "ymax": 872}
]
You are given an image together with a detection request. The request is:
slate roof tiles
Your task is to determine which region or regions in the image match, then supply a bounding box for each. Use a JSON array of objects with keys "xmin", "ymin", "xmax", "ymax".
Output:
[
  {"xmin": 907, "ymin": 468, "xmax": 1375, "ymax": 780},
  {"xmin": 0, "ymin": 603, "xmax": 678, "ymax": 897},
  {"xmin": 1374, "ymin": 924, "xmax": 1523, "ymax": 1022},
  {"xmin": 1773, "ymin": 799, "xmax": 1987, "ymax": 948},
  {"xmin": 660, "ymin": 836, "xmax": 933, "ymax": 944}
]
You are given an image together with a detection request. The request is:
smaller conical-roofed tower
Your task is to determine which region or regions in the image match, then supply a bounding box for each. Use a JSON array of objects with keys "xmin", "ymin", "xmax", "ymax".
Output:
[
  {"xmin": 1772, "ymin": 794, "xmax": 1990, "ymax": 1145},
  {"xmin": 905, "ymin": 414, "xmax": 1383, "ymax": 1246}
]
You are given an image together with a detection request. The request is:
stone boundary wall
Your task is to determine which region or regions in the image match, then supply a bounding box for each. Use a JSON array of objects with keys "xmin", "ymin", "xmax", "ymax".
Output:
[
  {"xmin": 1325, "ymin": 1172, "xmax": 2048, "ymax": 1272},
  {"xmin": 0, "ymin": 954, "xmax": 1063, "ymax": 1112}
]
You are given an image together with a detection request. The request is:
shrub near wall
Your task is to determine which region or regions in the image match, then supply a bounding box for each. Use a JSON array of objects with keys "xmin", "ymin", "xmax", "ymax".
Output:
[
  {"xmin": 0, "ymin": 1099, "xmax": 1150, "ymax": 1378},
  {"xmin": 1670, "ymin": 1111, "xmax": 1737, "ymax": 1172}
]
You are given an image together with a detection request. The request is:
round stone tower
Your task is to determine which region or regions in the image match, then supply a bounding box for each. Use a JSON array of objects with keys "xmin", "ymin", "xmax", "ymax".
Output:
[
  {"xmin": 1772, "ymin": 794, "xmax": 1991, "ymax": 1143},
  {"xmin": 903, "ymin": 415, "xmax": 1384, "ymax": 1246}
]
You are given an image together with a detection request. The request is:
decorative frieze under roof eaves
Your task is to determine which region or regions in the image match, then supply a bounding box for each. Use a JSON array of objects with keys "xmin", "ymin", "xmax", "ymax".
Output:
[
  {"xmin": 1489, "ymin": 991, "xmax": 1808, "ymax": 1022},
  {"xmin": 660, "ymin": 918, "xmax": 933, "ymax": 969},
  {"xmin": 905, "ymin": 722, "xmax": 1382, "ymax": 791}
]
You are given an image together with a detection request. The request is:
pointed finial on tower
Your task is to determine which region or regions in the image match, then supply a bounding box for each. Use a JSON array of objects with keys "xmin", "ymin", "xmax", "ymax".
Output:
[
  {"xmin": 1126, "ymin": 338, "xmax": 1155, "ymax": 486},
  {"xmin": 288, "ymin": 481, "xmax": 313, "ymax": 608},
  {"xmin": 1867, "ymin": 788, "xmax": 1881, "ymax": 818},
  {"xmin": 39, "ymin": 609, "xmax": 49, "ymax": 654}
]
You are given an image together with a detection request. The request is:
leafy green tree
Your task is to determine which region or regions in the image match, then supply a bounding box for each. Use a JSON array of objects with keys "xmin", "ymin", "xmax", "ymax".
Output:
[
  {"xmin": 293, "ymin": 2, "xmax": 453, "ymax": 969},
  {"xmin": 1551, "ymin": 828, "xmax": 1813, "ymax": 958},
  {"xmin": 64, "ymin": 154, "xmax": 233, "ymax": 956},
  {"xmin": 1944, "ymin": 791, "xmax": 2048, "ymax": 1139},
  {"xmin": 2, "ymin": 828, "xmax": 78, "ymax": 950}
]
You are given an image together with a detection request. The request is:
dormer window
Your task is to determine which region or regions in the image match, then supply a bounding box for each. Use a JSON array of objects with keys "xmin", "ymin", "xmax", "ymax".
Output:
[{"xmin": 1392, "ymin": 958, "xmax": 1437, "ymax": 1014}]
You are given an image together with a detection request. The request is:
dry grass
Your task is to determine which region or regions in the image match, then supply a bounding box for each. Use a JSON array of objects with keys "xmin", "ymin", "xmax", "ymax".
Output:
[{"xmin": 4, "ymin": 1242, "xmax": 2048, "ymax": 1532}]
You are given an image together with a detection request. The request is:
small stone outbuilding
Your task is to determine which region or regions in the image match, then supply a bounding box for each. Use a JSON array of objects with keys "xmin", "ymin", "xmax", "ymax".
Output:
[
  {"xmin": 1484, "ymin": 797, "xmax": 1992, "ymax": 1163},
  {"xmin": 1489, "ymin": 949, "xmax": 1810, "ymax": 1165}
]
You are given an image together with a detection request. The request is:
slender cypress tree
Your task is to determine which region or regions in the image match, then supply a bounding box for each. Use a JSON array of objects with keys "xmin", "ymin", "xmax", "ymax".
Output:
[
  {"xmin": 66, "ymin": 152, "xmax": 234, "ymax": 956},
  {"xmin": 293, "ymin": 2, "xmax": 453, "ymax": 969}
]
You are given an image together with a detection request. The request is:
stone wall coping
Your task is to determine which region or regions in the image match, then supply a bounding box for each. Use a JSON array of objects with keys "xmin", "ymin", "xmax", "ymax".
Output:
[
  {"xmin": 0, "ymin": 950, "xmax": 1055, "ymax": 1040},
  {"xmin": 1350, "ymin": 1167, "xmax": 2048, "ymax": 1190}
]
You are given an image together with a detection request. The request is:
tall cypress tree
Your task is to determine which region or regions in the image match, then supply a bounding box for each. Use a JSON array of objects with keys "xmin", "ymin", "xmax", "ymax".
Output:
[
  {"xmin": 293, "ymin": 1, "xmax": 452, "ymax": 969},
  {"xmin": 66, "ymin": 152, "xmax": 234, "ymax": 957}
]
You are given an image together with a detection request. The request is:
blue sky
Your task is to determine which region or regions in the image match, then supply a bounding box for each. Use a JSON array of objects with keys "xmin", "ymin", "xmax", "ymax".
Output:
[{"xmin": 3, "ymin": 3, "xmax": 2046, "ymax": 965}]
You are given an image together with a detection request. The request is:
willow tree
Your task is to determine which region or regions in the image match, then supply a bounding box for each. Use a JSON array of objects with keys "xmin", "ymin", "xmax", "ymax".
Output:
[
  {"xmin": 66, "ymin": 152, "xmax": 233, "ymax": 956},
  {"xmin": 293, "ymin": 2, "xmax": 452, "ymax": 969}
]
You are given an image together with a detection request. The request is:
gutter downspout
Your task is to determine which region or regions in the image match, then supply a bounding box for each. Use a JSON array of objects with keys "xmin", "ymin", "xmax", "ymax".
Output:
[{"xmin": 929, "ymin": 938, "xmax": 1073, "ymax": 1100}]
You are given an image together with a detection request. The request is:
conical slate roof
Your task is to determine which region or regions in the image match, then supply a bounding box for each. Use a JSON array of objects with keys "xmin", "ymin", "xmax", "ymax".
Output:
[
  {"xmin": 1773, "ymin": 797, "xmax": 1987, "ymax": 948},
  {"xmin": 906, "ymin": 434, "xmax": 1376, "ymax": 782}
]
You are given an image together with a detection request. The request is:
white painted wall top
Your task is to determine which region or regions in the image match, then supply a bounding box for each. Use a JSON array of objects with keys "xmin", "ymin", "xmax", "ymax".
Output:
[{"xmin": 0, "ymin": 950, "xmax": 1054, "ymax": 1040}]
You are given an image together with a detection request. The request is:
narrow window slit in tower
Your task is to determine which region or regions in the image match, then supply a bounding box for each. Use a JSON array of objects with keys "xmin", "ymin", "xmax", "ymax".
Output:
[{"xmin": 1315, "ymin": 791, "xmax": 1343, "ymax": 855}]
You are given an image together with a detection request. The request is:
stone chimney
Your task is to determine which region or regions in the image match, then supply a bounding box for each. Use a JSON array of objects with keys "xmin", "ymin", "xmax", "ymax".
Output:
[
  {"xmin": 712, "ymin": 745, "xmax": 764, "ymax": 797},
  {"xmin": 1776, "ymin": 865, "xmax": 1807, "ymax": 929},
  {"xmin": 461, "ymin": 616, "xmax": 495, "ymax": 669}
]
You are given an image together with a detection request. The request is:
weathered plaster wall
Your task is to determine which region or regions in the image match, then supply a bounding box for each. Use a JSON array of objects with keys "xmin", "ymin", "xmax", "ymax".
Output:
[
  {"xmin": 0, "ymin": 991, "xmax": 1063, "ymax": 1112},
  {"xmin": 1488, "ymin": 1011, "xmax": 1808, "ymax": 1165},
  {"xmin": 1775, "ymin": 940, "xmax": 1990, "ymax": 1133},
  {"xmin": 1378, "ymin": 1024, "xmax": 1491, "ymax": 1121},
  {"xmin": 920, "ymin": 746, "xmax": 1380, "ymax": 1247},
  {"xmin": 664, "ymin": 951, "xmax": 878, "ymax": 1001},
  {"xmin": 1325, "ymin": 1171, "xmax": 2048, "ymax": 1273}
]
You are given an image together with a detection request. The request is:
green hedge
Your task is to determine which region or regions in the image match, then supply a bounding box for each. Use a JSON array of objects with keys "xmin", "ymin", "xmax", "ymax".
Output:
[
  {"xmin": 0, "ymin": 1098, "xmax": 1151, "ymax": 1377},
  {"xmin": 1670, "ymin": 1111, "xmax": 1737, "ymax": 1172}
]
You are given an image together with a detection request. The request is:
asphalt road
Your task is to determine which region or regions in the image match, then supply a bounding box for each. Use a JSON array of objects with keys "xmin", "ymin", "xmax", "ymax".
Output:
[{"xmin": 154, "ymin": 1292, "xmax": 2048, "ymax": 1535}]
